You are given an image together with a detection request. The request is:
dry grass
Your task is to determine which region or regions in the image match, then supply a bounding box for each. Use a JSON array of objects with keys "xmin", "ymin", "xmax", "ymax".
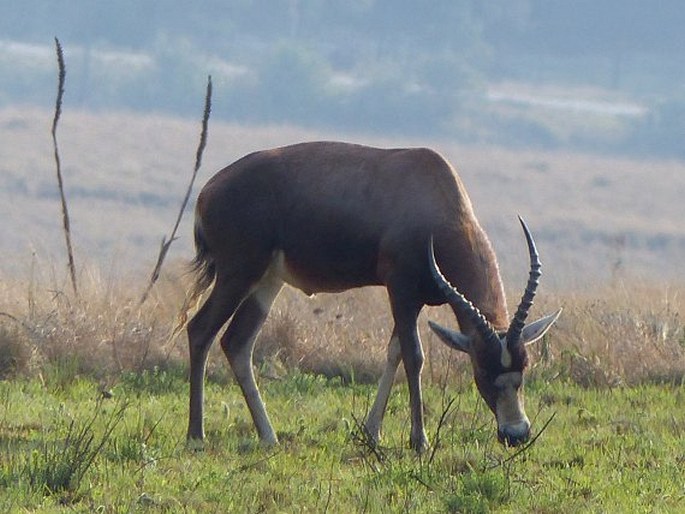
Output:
[
  {"xmin": 2, "ymin": 262, "xmax": 682, "ymax": 389},
  {"xmin": 279, "ymin": 282, "xmax": 685, "ymax": 388},
  {"xmin": 0, "ymin": 262, "xmax": 186, "ymax": 383},
  {"xmin": 537, "ymin": 283, "xmax": 685, "ymax": 386}
]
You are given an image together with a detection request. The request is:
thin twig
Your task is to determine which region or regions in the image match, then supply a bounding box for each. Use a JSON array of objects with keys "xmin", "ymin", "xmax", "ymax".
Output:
[
  {"xmin": 349, "ymin": 413, "xmax": 387, "ymax": 468},
  {"xmin": 488, "ymin": 411, "xmax": 557, "ymax": 469},
  {"xmin": 228, "ymin": 448, "xmax": 283, "ymax": 476},
  {"xmin": 52, "ymin": 37, "xmax": 78, "ymax": 296},
  {"xmin": 0, "ymin": 311, "xmax": 33, "ymax": 333},
  {"xmin": 140, "ymin": 75, "xmax": 213, "ymax": 305},
  {"xmin": 428, "ymin": 396, "xmax": 457, "ymax": 466},
  {"xmin": 322, "ymin": 457, "xmax": 336, "ymax": 514},
  {"xmin": 409, "ymin": 471, "xmax": 436, "ymax": 492}
]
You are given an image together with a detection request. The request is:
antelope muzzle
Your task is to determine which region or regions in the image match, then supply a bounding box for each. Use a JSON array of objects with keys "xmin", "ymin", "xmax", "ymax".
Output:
[{"xmin": 497, "ymin": 419, "xmax": 531, "ymax": 447}]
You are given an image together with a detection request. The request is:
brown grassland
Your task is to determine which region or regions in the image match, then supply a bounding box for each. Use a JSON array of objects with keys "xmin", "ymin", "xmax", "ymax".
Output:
[
  {"xmin": 0, "ymin": 106, "xmax": 683, "ymax": 386},
  {"xmin": 1, "ymin": 263, "xmax": 683, "ymax": 391}
]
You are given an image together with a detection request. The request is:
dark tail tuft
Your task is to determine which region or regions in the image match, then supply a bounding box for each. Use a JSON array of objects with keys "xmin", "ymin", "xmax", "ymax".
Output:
[
  {"xmin": 189, "ymin": 217, "xmax": 216, "ymax": 299},
  {"xmin": 174, "ymin": 217, "xmax": 215, "ymax": 335}
]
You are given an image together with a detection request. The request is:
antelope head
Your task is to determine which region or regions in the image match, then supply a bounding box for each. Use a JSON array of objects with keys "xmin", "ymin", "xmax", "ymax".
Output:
[{"xmin": 428, "ymin": 217, "xmax": 561, "ymax": 446}]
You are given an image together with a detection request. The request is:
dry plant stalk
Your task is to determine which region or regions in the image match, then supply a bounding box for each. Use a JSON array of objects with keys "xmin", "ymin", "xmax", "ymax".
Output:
[
  {"xmin": 140, "ymin": 75, "xmax": 213, "ymax": 304},
  {"xmin": 52, "ymin": 37, "xmax": 78, "ymax": 296}
]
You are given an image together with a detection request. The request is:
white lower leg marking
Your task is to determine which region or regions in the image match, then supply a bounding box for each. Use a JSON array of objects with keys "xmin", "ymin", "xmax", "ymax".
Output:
[
  {"xmin": 233, "ymin": 346, "xmax": 278, "ymax": 444},
  {"xmin": 235, "ymin": 260, "xmax": 284, "ymax": 445},
  {"xmin": 366, "ymin": 335, "xmax": 401, "ymax": 441}
]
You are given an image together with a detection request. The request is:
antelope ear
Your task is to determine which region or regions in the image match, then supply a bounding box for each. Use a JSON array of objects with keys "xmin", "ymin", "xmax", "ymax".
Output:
[
  {"xmin": 428, "ymin": 320, "xmax": 471, "ymax": 353},
  {"xmin": 520, "ymin": 309, "xmax": 562, "ymax": 345}
]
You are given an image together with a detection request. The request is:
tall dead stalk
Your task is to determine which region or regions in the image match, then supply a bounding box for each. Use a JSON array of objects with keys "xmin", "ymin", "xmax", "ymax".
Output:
[
  {"xmin": 52, "ymin": 37, "xmax": 78, "ymax": 296},
  {"xmin": 140, "ymin": 76, "xmax": 213, "ymax": 304}
]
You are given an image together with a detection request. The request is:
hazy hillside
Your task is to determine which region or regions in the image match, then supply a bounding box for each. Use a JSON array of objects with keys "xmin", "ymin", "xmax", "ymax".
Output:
[
  {"xmin": 1, "ymin": 106, "xmax": 682, "ymax": 289},
  {"xmin": 1, "ymin": 1, "xmax": 684, "ymax": 157}
]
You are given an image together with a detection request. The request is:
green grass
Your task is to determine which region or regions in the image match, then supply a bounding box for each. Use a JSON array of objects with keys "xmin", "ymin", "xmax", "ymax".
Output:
[{"xmin": 1, "ymin": 369, "xmax": 683, "ymax": 512}]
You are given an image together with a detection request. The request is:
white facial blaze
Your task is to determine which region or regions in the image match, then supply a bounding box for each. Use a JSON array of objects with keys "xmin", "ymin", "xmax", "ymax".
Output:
[
  {"xmin": 494, "ymin": 372, "xmax": 529, "ymax": 431},
  {"xmin": 499, "ymin": 340, "xmax": 512, "ymax": 368}
]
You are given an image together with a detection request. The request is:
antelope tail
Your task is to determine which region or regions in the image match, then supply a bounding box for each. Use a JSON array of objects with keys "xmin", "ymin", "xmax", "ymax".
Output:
[
  {"xmin": 173, "ymin": 217, "xmax": 216, "ymax": 337},
  {"xmin": 189, "ymin": 216, "xmax": 217, "ymax": 298}
]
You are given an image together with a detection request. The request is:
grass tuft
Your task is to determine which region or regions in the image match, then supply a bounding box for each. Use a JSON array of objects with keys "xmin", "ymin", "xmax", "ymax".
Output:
[
  {"xmin": 444, "ymin": 469, "xmax": 510, "ymax": 514},
  {"xmin": 0, "ymin": 321, "xmax": 32, "ymax": 378},
  {"xmin": 3, "ymin": 399, "xmax": 127, "ymax": 503}
]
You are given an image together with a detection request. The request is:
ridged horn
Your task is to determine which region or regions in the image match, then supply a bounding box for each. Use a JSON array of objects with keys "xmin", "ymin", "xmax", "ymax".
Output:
[
  {"xmin": 428, "ymin": 237, "xmax": 501, "ymax": 347},
  {"xmin": 506, "ymin": 216, "xmax": 542, "ymax": 348}
]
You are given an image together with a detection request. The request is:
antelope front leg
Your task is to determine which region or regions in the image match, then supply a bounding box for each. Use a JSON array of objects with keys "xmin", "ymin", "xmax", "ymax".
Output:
[
  {"xmin": 401, "ymin": 334, "xmax": 429, "ymax": 453},
  {"xmin": 365, "ymin": 331, "xmax": 401, "ymax": 445},
  {"xmin": 389, "ymin": 287, "xmax": 429, "ymax": 453}
]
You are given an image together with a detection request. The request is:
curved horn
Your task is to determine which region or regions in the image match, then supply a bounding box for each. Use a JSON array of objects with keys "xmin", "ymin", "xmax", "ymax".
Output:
[
  {"xmin": 506, "ymin": 216, "xmax": 542, "ymax": 347},
  {"xmin": 428, "ymin": 238, "xmax": 501, "ymax": 347}
]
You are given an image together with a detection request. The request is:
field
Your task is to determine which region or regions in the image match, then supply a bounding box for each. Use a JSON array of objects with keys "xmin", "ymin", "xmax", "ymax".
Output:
[
  {"xmin": 0, "ymin": 106, "xmax": 684, "ymax": 511},
  {"xmin": 0, "ymin": 369, "xmax": 683, "ymax": 512}
]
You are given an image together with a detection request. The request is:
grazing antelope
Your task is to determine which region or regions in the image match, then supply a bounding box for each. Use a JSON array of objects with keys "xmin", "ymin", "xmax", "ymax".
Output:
[{"xmin": 186, "ymin": 141, "xmax": 561, "ymax": 451}]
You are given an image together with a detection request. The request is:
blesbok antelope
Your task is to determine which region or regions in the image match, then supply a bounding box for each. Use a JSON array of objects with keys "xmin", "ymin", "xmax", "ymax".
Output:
[{"xmin": 185, "ymin": 141, "xmax": 561, "ymax": 451}]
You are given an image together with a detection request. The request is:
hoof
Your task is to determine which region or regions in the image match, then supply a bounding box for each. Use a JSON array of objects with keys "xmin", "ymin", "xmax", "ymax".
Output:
[
  {"xmin": 186, "ymin": 437, "xmax": 206, "ymax": 452},
  {"xmin": 364, "ymin": 426, "xmax": 382, "ymax": 448},
  {"xmin": 410, "ymin": 434, "xmax": 430, "ymax": 454},
  {"xmin": 260, "ymin": 436, "xmax": 279, "ymax": 448}
]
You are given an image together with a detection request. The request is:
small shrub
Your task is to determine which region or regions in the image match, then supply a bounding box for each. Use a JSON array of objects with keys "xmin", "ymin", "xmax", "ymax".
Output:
[
  {"xmin": 39, "ymin": 355, "xmax": 85, "ymax": 392},
  {"xmin": 21, "ymin": 400, "xmax": 127, "ymax": 501},
  {"xmin": 0, "ymin": 267, "xmax": 187, "ymax": 382},
  {"xmin": 0, "ymin": 323, "xmax": 31, "ymax": 378}
]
